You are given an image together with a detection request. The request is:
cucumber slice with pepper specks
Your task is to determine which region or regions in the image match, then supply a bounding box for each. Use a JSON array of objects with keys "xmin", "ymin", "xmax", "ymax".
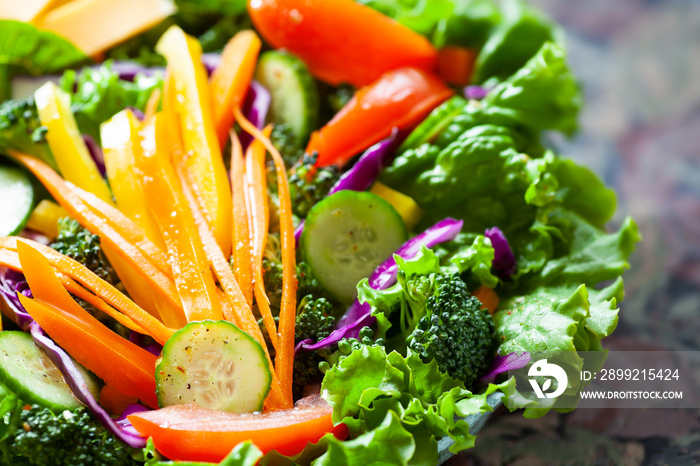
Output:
[
  {"xmin": 156, "ymin": 320, "xmax": 272, "ymax": 413},
  {"xmin": 301, "ymin": 190, "xmax": 408, "ymax": 303}
]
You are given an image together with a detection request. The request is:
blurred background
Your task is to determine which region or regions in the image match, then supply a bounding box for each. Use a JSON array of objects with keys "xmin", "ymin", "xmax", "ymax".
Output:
[{"xmin": 451, "ymin": 0, "xmax": 700, "ymax": 464}]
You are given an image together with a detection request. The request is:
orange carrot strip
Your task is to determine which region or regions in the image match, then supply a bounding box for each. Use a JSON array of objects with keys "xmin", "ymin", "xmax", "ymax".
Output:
[
  {"xmin": 7, "ymin": 151, "xmax": 184, "ymax": 315},
  {"xmin": 166, "ymin": 117, "xmax": 287, "ymax": 409},
  {"xmin": 138, "ymin": 114, "xmax": 224, "ymax": 322},
  {"xmin": 234, "ymin": 108, "xmax": 296, "ymax": 406},
  {"xmin": 0, "ymin": 237, "xmax": 174, "ymax": 345},
  {"xmin": 472, "ymin": 285, "xmax": 500, "ymax": 315},
  {"xmin": 17, "ymin": 241, "xmax": 159, "ymax": 407},
  {"xmin": 210, "ymin": 30, "xmax": 262, "ymax": 147},
  {"xmin": 70, "ymin": 186, "xmax": 171, "ymax": 276},
  {"xmin": 230, "ymin": 133, "xmax": 253, "ymax": 307},
  {"xmin": 245, "ymin": 126, "xmax": 278, "ymax": 352}
]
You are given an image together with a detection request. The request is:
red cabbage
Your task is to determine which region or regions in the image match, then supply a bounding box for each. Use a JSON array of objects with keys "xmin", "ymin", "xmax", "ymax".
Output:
[
  {"xmin": 0, "ymin": 268, "xmax": 33, "ymax": 329},
  {"xmin": 478, "ymin": 352, "xmax": 530, "ymax": 384},
  {"xmin": 464, "ymin": 85, "xmax": 490, "ymax": 100},
  {"xmin": 296, "ymin": 218, "xmax": 463, "ymax": 353},
  {"xmin": 129, "ymin": 331, "xmax": 162, "ymax": 356},
  {"xmin": 293, "ymin": 130, "xmax": 402, "ymax": 243},
  {"xmin": 484, "ymin": 226, "xmax": 516, "ymax": 278},
  {"xmin": 115, "ymin": 403, "xmax": 149, "ymax": 438},
  {"xmin": 239, "ymin": 80, "xmax": 271, "ymax": 150},
  {"xmin": 83, "ymin": 134, "xmax": 106, "ymax": 177}
]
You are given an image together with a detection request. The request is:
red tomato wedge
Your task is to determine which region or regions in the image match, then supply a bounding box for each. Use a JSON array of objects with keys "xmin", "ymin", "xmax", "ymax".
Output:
[
  {"xmin": 128, "ymin": 393, "xmax": 347, "ymax": 462},
  {"xmin": 247, "ymin": 0, "xmax": 438, "ymax": 87},
  {"xmin": 307, "ymin": 67, "xmax": 453, "ymax": 167}
]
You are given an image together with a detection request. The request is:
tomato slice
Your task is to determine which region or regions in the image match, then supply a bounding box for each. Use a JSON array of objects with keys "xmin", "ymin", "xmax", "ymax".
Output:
[
  {"xmin": 307, "ymin": 67, "xmax": 453, "ymax": 167},
  {"xmin": 128, "ymin": 394, "xmax": 347, "ymax": 462},
  {"xmin": 247, "ymin": 0, "xmax": 438, "ymax": 87}
]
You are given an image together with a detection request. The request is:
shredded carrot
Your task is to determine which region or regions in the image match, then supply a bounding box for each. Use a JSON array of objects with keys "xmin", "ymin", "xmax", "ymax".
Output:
[
  {"xmin": 7, "ymin": 151, "xmax": 184, "ymax": 315},
  {"xmin": 245, "ymin": 125, "xmax": 279, "ymax": 353},
  {"xmin": 472, "ymin": 285, "xmax": 500, "ymax": 315},
  {"xmin": 0, "ymin": 237, "xmax": 175, "ymax": 345},
  {"xmin": 165, "ymin": 118, "xmax": 288, "ymax": 410},
  {"xmin": 210, "ymin": 30, "xmax": 262, "ymax": 147},
  {"xmin": 138, "ymin": 114, "xmax": 224, "ymax": 323},
  {"xmin": 230, "ymin": 133, "xmax": 253, "ymax": 307},
  {"xmin": 234, "ymin": 108, "xmax": 297, "ymax": 406}
]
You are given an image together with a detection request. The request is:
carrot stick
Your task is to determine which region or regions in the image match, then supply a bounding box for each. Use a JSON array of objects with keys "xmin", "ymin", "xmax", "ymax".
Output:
[
  {"xmin": 0, "ymin": 237, "xmax": 175, "ymax": 345},
  {"xmin": 230, "ymin": 133, "xmax": 253, "ymax": 307},
  {"xmin": 166, "ymin": 115, "xmax": 288, "ymax": 409},
  {"xmin": 138, "ymin": 114, "xmax": 224, "ymax": 323},
  {"xmin": 210, "ymin": 30, "xmax": 262, "ymax": 147},
  {"xmin": 472, "ymin": 285, "xmax": 500, "ymax": 315},
  {"xmin": 17, "ymin": 241, "xmax": 159, "ymax": 407},
  {"xmin": 7, "ymin": 151, "xmax": 183, "ymax": 315},
  {"xmin": 245, "ymin": 125, "xmax": 278, "ymax": 352},
  {"xmin": 234, "ymin": 108, "xmax": 297, "ymax": 406}
]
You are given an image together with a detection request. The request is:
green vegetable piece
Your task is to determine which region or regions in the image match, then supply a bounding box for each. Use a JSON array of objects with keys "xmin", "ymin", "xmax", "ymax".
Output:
[
  {"xmin": 156, "ymin": 320, "xmax": 272, "ymax": 413},
  {"xmin": 255, "ymin": 51, "xmax": 319, "ymax": 142},
  {"xmin": 0, "ymin": 331, "xmax": 99, "ymax": 412},
  {"xmin": 0, "ymin": 163, "xmax": 34, "ymax": 236},
  {"xmin": 398, "ymin": 96, "xmax": 467, "ymax": 153},
  {"xmin": 302, "ymin": 191, "xmax": 408, "ymax": 303},
  {"xmin": 0, "ymin": 96, "xmax": 57, "ymax": 170},
  {"xmin": 51, "ymin": 217, "xmax": 117, "ymax": 284}
]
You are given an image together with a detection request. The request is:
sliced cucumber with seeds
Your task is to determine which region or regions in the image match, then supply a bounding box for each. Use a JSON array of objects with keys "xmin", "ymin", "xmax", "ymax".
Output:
[
  {"xmin": 255, "ymin": 51, "xmax": 319, "ymax": 141},
  {"xmin": 301, "ymin": 191, "xmax": 408, "ymax": 303},
  {"xmin": 0, "ymin": 331, "xmax": 100, "ymax": 412},
  {"xmin": 0, "ymin": 163, "xmax": 34, "ymax": 236},
  {"xmin": 156, "ymin": 320, "xmax": 271, "ymax": 413}
]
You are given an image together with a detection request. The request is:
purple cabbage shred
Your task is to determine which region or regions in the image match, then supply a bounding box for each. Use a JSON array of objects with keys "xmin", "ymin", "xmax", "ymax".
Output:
[{"xmin": 484, "ymin": 227, "xmax": 516, "ymax": 279}]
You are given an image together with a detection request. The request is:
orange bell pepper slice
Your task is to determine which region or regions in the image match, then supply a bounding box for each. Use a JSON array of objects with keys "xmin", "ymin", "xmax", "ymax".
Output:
[
  {"xmin": 248, "ymin": 0, "xmax": 438, "ymax": 87},
  {"xmin": 472, "ymin": 285, "xmax": 500, "ymax": 315},
  {"xmin": 210, "ymin": 30, "xmax": 262, "ymax": 147},
  {"xmin": 156, "ymin": 26, "xmax": 232, "ymax": 257},
  {"xmin": 17, "ymin": 241, "xmax": 158, "ymax": 408},
  {"xmin": 307, "ymin": 67, "xmax": 453, "ymax": 166},
  {"xmin": 437, "ymin": 46, "xmax": 477, "ymax": 86}
]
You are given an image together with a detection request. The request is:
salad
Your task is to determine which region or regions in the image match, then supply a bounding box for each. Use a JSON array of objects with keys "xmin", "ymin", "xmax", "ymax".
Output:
[{"xmin": 0, "ymin": 0, "xmax": 640, "ymax": 464}]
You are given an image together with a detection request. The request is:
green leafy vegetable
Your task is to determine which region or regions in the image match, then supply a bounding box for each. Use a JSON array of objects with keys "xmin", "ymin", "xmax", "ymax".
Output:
[
  {"xmin": 0, "ymin": 20, "xmax": 89, "ymax": 100},
  {"xmin": 0, "ymin": 96, "xmax": 56, "ymax": 169}
]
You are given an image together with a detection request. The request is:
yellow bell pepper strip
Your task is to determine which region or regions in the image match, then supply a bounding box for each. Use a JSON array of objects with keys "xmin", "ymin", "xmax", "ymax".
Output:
[
  {"xmin": 25, "ymin": 200, "xmax": 68, "ymax": 238},
  {"xmin": 210, "ymin": 30, "xmax": 262, "ymax": 147},
  {"xmin": 234, "ymin": 108, "xmax": 297, "ymax": 406},
  {"xmin": 230, "ymin": 133, "xmax": 253, "ymax": 307},
  {"xmin": 144, "ymin": 87, "xmax": 162, "ymax": 123},
  {"xmin": 369, "ymin": 182, "xmax": 423, "ymax": 230},
  {"xmin": 7, "ymin": 151, "xmax": 184, "ymax": 316},
  {"xmin": 472, "ymin": 285, "xmax": 500, "ymax": 315},
  {"xmin": 0, "ymin": 237, "xmax": 175, "ymax": 345},
  {"xmin": 17, "ymin": 241, "xmax": 159, "ymax": 407},
  {"xmin": 164, "ymin": 118, "xmax": 287, "ymax": 410},
  {"xmin": 102, "ymin": 110, "xmax": 165, "ymax": 251},
  {"xmin": 156, "ymin": 26, "xmax": 232, "ymax": 257},
  {"xmin": 34, "ymin": 82, "xmax": 112, "ymax": 203},
  {"xmin": 245, "ymin": 126, "xmax": 279, "ymax": 352},
  {"xmin": 138, "ymin": 114, "xmax": 224, "ymax": 323}
]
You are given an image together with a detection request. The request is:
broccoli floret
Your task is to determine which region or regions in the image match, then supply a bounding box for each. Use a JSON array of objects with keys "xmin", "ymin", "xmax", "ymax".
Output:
[
  {"xmin": 288, "ymin": 153, "xmax": 340, "ymax": 218},
  {"xmin": 0, "ymin": 97, "xmax": 55, "ymax": 169},
  {"xmin": 262, "ymin": 258, "xmax": 329, "ymax": 314},
  {"xmin": 292, "ymin": 295, "xmax": 336, "ymax": 398},
  {"xmin": 270, "ymin": 124, "xmax": 304, "ymax": 168},
  {"xmin": 51, "ymin": 218, "xmax": 117, "ymax": 284},
  {"xmin": 9, "ymin": 406, "xmax": 139, "ymax": 466},
  {"xmin": 407, "ymin": 275, "xmax": 496, "ymax": 387}
]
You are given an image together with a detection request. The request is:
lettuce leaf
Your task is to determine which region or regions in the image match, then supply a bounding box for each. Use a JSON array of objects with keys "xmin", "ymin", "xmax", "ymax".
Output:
[
  {"xmin": 321, "ymin": 345, "xmax": 512, "ymax": 463},
  {"xmin": 0, "ymin": 20, "xmax": 89, "ymax": 100}
]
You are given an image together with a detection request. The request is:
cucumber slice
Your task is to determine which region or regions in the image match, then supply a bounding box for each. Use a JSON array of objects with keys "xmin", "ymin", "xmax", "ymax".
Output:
[
  {"xmin": 156, "ymin": 320, "xmax": 272, "ymax": 413},
  {"xmin": 0, "ymin": 331, "xmax": 99, "ymax": 412},
  {"xmin": 301, "ymin": 191, "xmax": 408, "ymax": 303},
  {"xmin": 255, "ymin": 51, "xmax": 319, "ymax": 141},
  {"xmin": 0, "ymin": 163, "xmax": 34, "ymax": 236}
]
